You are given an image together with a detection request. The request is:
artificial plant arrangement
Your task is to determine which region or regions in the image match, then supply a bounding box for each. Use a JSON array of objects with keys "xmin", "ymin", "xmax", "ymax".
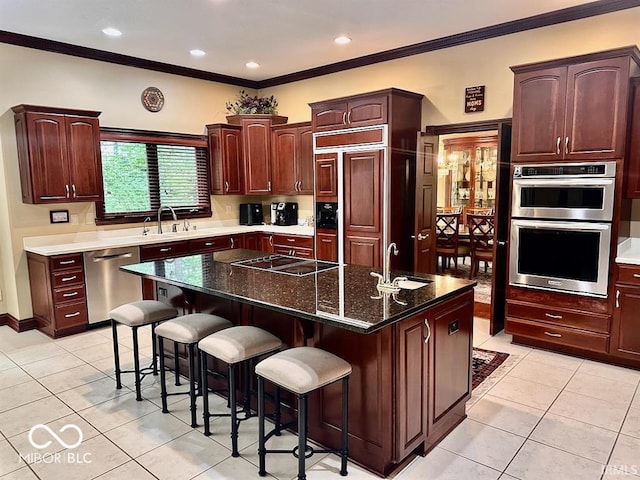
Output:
[{"xmin": 225, "ymin": 90, "xmax": 278, "ymax": 115}]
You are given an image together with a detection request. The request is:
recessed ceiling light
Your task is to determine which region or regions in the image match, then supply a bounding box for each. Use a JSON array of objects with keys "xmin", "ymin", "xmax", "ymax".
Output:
[
  {"xmin": 190, "ymin": 49, "xmax": 206, "ymax": 57},
  {"xmin": 334, "ymin": 35, "xmax": 351, "ymax": 45},
  {"xmin": 245, "ymin": 61, "xmax": 260, "ymax": 69},
  {"xmin": 102, "ymin": 27, "xmax": 122, "ymax": 37}
]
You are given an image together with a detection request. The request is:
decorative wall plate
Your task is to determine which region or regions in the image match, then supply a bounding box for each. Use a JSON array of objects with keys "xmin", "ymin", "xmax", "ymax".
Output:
[{"xmin": 141, "ymin": 86, "xmax": 164, "ymax": 112}]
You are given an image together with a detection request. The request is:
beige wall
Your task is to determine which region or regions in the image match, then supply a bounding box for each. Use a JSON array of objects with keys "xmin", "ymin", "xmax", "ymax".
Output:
[{"xmin": 1, "ymin": 7, "xmax": 640, "ymax": 320}]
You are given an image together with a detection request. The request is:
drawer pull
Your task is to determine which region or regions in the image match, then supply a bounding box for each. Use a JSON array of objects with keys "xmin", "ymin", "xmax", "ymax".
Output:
[
  {"xmin": 65, "ymin": 311, "xmax": 81, "ymax": 318},
  {"xmin": 204, "ymin": 242, "xmax": 214, "ymax": 246},
  {"xmin": 61, "ymin": 275, "xmax": 77, "ymax": 282},
  {"xmin": 544, "ymin": 331, "xmax": 562, "ymax": 338},
  {"xmin": 62, "ymin": 292, "xmax": 79, "ymax": 297},
  {"xmin": 545, "ymin": 313, "xmax": 563, "ymax": 319},
  {"xmin": 59, "ymin": 260, "xmax": 76, "ymax": 265},
  {"xmin": 159, "ymin": 248, "xmax": 171, "ymax": 252},
  {"xmin": 287, "ymin": 238, "xmax": 295, "ymax": 242},
  {"xmin": 633, "ymin": 274, "xmax": 640, "ymax": 278}
]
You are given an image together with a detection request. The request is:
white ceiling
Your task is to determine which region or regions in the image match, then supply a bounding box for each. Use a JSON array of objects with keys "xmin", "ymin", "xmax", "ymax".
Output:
[{"xmin": 0, "ymin": 0, "xmax": 600, "ymax": 81}]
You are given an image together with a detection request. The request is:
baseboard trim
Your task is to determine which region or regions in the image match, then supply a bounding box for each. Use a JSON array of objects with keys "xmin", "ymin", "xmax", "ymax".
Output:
[{"xmin": 0, "ymin": 313, "xmax": 38, "ymax": 332}]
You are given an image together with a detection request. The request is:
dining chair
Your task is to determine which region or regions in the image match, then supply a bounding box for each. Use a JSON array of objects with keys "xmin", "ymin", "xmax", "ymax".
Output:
[
  {"xmin": 466, "ymin": 213, "xmax": 495, "ymax": 279},
  {"xmin": 435, "ymin": 212, "xmax": 470, "ymax": 274}
]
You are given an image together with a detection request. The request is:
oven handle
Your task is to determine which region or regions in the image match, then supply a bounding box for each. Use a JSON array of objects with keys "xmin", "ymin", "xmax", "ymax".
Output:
[
  {"xmin": 512, "ymin": 178, "xmax": 615, "ymax": 187},
  {"xmin": 511, "ymin": 219, "xmax": 611, "ymax": 232}
]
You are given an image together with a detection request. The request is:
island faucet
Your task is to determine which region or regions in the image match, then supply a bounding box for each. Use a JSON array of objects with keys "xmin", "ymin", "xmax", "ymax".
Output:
[
  {"xmin": 157, "ymin": 205, "xmax": 177, "ymax": 234},
  {"xmin": 384, "ymin": 243, "xmax": 399, "ymax": 283}
]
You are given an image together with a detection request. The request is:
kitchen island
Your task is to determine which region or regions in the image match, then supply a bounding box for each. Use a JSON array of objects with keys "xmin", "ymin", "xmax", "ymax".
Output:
[{"xmin": 122, "ymin": 249, "xmax": 475, "ymax": 477}]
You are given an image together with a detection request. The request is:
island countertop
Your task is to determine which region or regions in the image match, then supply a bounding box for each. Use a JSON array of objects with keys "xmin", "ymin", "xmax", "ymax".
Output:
[{"xmin": 121, "ymin": 249, "xmax": 476, "ymax": 334}]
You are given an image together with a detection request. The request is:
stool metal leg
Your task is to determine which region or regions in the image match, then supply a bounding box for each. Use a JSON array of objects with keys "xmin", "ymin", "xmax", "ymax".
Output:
[
  {"xmin": 188, "ymin": 343, "xmax": 197, "ymax": 428},
  {"xmin": 132, "ymin": 326, "xmax": 142, "ymax": 401},
  {"xmin": 229, "ymin": 363, "xmax": 239, "ymax": 457},
  {"xmin": 158, "ymin": 336, "xmax": 169, "ymax": 413},
  {"xmin": 258, "ymin": 376, "xmax": 266, "ymax": 476},
  {"xmin": 298, "ymin": 394, "xmax": 307, "ymax": 480},
  {"xmin": 201, "ymin": 351, "xmax": 211, "ymax": 436},
  {"xmin": 340, "ymin": 377, "xmax": 349, "ymax": 476},
  {"xmin": 151, "ymin": 322, "xmax": 159, "ymax": 376},
  {"xmin": 174, "ymin": 342, "xmax": 181, "ymax": 386},
  {"xmin": 111, "ymin": 319, "xmax": 122, "ymax": 389}
]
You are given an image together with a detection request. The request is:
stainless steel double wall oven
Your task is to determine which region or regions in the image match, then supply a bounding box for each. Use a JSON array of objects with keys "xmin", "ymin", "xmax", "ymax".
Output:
[{"xmin": 509, "ymin": 161, "xmax": 616, "ymax": 297}]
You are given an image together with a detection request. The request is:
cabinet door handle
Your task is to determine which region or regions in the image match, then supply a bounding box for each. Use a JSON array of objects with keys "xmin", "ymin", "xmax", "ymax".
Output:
[
  {"xmin": 544, "ymin": 331, "xmax": 562, "ymax": 338},
  {"xmin": 59, "ymin": 260, "xmax": 76, "ymax": 265},
  {"xmin": 342, "ymin": 112, "xmax": 347, "ymax": 125},
  {"xmin": 417, "ymin": 232, "xmax": 428, "ymax": 240},
  {"xmin": 62, "ymin": 292, "xmax": 79, "ymax": 297},
  {"xmin": 269, "ymin": 235, "xmax": 273, "ymax": 246},
  {"xmin": 565, "ymin": 136, "xmax": 569, "ymax": 155},
  {"xmin": 225, "ymin": 181, "xmax": 229, "ymax": 192},
  {"xmin": 65, "ymin": 311, "xmax": 81, "ymax": 318},
  {"xmin": 159, "ymin": 248, "xmax": 171, "ymax": 252},
  {"xmin": 347, "ymin": 111, "xmax": 352, "ymax": 124},
  {"xmin": 72, "ymin": 184, "xmax": 77, "ymax": 198},
  {"xmin": 616, "ymin": 289, "xmax": 620, "ymax": 308},
  {"xmin": 556, "ymin": 136, "xmax": 561, "ymax": 155},
  {"xmin": 545, "ymin": 313, "xmax": 563, "ymax": 319},
  {"xmin": 65, "ymin": 184, "xmax": 70, "ymax": 198},
  {"xmin": 267, "ymin": 181, "xmax": 271, "ymax": 191},
  {"xmin": 61, "ymin": 275, "xmax": 77, "ymax": 282},
  {"xmin": 230, "ymin": 238, "xmax": 235, "ymax": 249},
  {"xmin": 424, "ymin": 319, "xmax": 431, "ymax": 343}
]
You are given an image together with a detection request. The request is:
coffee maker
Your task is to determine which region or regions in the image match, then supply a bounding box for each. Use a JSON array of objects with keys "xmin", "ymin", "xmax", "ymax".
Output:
[{"xmin": 274, "ymin": 202, "xmax": 298, "ymax": 226}]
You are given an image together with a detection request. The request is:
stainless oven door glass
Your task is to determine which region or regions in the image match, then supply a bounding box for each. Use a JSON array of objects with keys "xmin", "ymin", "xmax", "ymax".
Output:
[
  {"xmin": 509, "ymin": 219, "xmax": 611, "ymax": 297},
  {"xmin": 511, "ymin": 177, "xmax": 615, "ymax": 221}
]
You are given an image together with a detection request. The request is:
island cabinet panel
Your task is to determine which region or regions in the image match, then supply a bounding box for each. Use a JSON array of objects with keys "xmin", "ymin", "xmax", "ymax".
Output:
[
  {"xmin": 612, "ymin": 265, "xmax": 640, "ymax": 361},
  {"xmin": 271, "ymin": 122, "xmax": 313, "ymax": 195},
  {"xmin": 311, "ymin": 94, "xmax": 388, "ymax": 132},
  {"xmin": 314, "ymin": 153, "xmax": 338, "ymax": 201},
  {"xmin": 227, "ymin": 114, "xmax": 288, "ymax": 195},
  {"xmin": 511, "ymin": 48, "xmax": 639, "ymax": 162},
  {"xmin": 13, "ymin": 105, "xmax": 103, "ymax": 204},
  {"xmin": 206, "ymin": 124, "xmax": 243, "ymax": 195},
  {"xmin": 27, "ymin": 252, "xmax": 87, "ymax": 338}
]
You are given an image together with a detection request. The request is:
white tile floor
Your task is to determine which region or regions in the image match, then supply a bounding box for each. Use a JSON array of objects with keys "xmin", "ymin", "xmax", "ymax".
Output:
[{"xmin": 0, "ymin": 319, "xmax": 639, "ymax": 480}]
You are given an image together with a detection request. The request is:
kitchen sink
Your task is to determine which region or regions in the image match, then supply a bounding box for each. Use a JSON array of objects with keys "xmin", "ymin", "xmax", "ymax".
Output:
[{"xmin": 232, "ymin": 254, "xmax": 339, "ymax": 276}]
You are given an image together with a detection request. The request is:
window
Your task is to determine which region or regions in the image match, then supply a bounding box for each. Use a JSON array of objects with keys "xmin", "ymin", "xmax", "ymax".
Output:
[{"xmin": 97, "ymin": 128, "xmax": 210, "ymax": 224}]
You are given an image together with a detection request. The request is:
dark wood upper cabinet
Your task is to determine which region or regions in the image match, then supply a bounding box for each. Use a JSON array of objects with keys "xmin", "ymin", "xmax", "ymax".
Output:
[
  {"xmin": 13, "ymin": 105, "xmax": 103, "ymax": 204},
  {"xmin": 227, "ymin": 114, "xmax": 287, "ymax": 195},
  {"xmin": 625, "ymin": 77, "xmax": 640, "ymax": 198},
  {"xmin": 271, "ymin": 122, "xmax": 313, "ymax": 195},
  {"xmin": 310, "ymin": 94, "xmax": 388, "ymax": 132},
  {"xmin": 511, "ymin": 47, "xmax": 640, "ymax": 162},
  {"xmin": 206, "ymin": 124, "xmax": 243, "ymax": 195}
]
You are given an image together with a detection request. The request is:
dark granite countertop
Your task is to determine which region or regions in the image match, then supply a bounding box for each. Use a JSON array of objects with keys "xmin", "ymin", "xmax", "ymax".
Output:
[{"xmin": 121, "ymin": 249, "xmax": 476, "ymax": 334}]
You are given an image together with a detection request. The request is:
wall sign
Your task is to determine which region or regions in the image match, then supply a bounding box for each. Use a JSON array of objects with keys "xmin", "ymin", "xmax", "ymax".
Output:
[
  {"xmin": 465, "ymin": 85, "xmax": 485, "ymax": 113},
  {"xmin": 50, "ymin": 209, "xmax": 69, "ymax": 224}
]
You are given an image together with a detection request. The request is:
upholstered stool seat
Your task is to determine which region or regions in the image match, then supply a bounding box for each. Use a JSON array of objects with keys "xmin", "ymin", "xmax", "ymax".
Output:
[
  {"xmin": 198, "ymin": 326, "xmax": 282, "ymax": 457},
  {"xmin": 255, "ymin": 347, "xmax": 351, "ymax": 480},
  {"xmin": 109, "ymin": 300, "xmax": 178, "ymax": 401},
  {"xmin": 155, "ymin": 313, "xmax": 232, "ymax": 427}
]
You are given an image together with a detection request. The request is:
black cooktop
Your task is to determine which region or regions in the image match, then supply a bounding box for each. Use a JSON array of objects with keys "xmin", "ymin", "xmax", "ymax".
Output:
[{"xmin": 231, "ymin": 254, "xmax": 339, "ymax": 276}]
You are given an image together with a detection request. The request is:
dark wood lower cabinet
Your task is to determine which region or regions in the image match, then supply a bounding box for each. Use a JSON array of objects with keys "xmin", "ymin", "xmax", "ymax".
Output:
[
  {"xmin": 150, "ymin": 282, "xmax": 473, "ymax": 477},
  {"xmin": 612, "ymin": 264, "xmax": 640, "ymax": 362}
]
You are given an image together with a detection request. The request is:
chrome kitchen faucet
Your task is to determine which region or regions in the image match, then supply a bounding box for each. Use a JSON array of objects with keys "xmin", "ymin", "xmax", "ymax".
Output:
[{"xmin": 157, "ymin": 206, "xmax": 177, "ymax": 234}]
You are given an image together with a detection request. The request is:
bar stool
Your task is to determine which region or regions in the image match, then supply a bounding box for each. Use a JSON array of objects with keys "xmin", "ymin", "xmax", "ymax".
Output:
[
  {"xmin": 255, "ymin": 346, "xmax": 352, "ymax": 480},
  {"xmin": 109, "ymin": 300, "xmax": 178, "ymax": 401},
  {"xmin": 154, "ymin": 313, "xmax": 233, "ymax": 427},
  {"xmin": 198, "ymin": 325, "xmax": 282, "ymax": 457}
]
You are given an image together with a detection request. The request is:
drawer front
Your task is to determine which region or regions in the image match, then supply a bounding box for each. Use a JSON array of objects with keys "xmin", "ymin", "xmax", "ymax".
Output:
[
  {"xmin": 52, "ymin": 253, "xmax": 83, "ymax": 272},
  {"xmin": 53, "ymin": 285, "xmax": 86, "ymax": 304},
  {"xmin": 273, "ymin": 246, "xmax": 314, "ymax": 258},
  {"xmin": 51, "ymin": 268, "xmax": 84, "ymax": 288},
  {"xmin": 54, "ymin": 301, "xmax": 88, "ymax": 328},
  {"xmin": 189, "ymin": 236, "xmax": 232, "ymax": 253},
  {"xmin": 617, "ymin": 264, "xmax": 640, "ymax": 286},
  {"xmin": 506, "ymin": 300, "xmax": 610, "ymax": 334},
  {"xmin": 272, "ymin": 234, "xmax": 313, "ymax": 249},
  {"xmin": 506, "ymin": 317, "xmax": 609, "ymax": 353},
  {"xmin": 140, "ymin": 241, "xmax": 189, "ymax": 261}
]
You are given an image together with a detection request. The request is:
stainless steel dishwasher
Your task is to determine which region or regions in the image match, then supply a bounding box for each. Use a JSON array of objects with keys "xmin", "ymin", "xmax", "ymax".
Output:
[{"xmin": 84, "ymin": 247, "xmax": 143, "ymax": 324}]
